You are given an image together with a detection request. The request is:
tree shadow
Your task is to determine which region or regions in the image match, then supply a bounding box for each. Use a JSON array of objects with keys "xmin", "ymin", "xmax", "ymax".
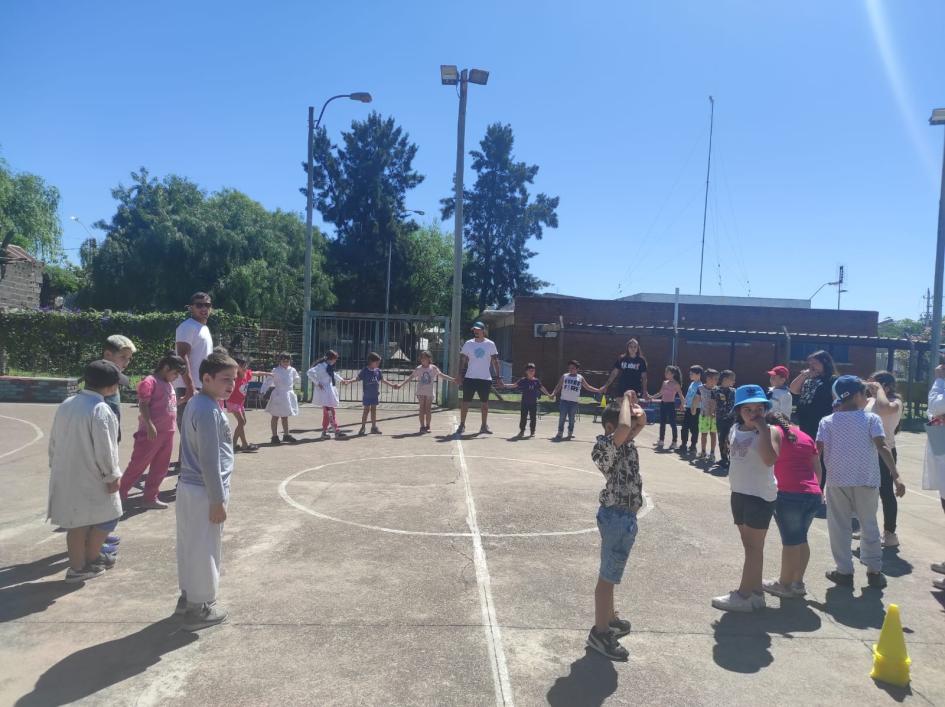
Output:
[
  {"xmin": 546, "ymin": 648, "xmax": 618, "ymax": 707},
  {"xmin": 712, "ymin": 600, "xmax": 822, "ymax": 674},
  {"xmin": 807, "ymin": 586, "xmax": 886, "ymax": 630},
  {"xmin": 14, "ymin": 616, "xmax": 198, "ymax": 706},
  {"xmin": 0, "ymin": 552, "xmax": 69, "ymax": 589}
]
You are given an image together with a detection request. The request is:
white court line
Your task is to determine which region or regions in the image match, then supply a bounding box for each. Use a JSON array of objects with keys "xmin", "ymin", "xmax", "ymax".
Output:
[
  {"xmin": 0, "ymin": 413, "xmax": 45, "ymax": 461},
  {"xmin": 453, "ymin": 417, "xmax": 514, "ymax": 707}
]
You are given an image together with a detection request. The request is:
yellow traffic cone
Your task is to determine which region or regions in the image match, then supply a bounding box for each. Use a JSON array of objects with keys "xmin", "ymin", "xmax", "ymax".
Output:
[
  {"xmin": 600, "ymin": 395, "xmax": 607, "ymax": 408},
  {"xmin": 870, "ymin": 604, "xmax": 911, "ymax": 687}
]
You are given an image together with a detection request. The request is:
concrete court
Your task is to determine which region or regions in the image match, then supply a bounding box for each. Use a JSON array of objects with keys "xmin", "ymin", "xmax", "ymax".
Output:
[{"xmin": 1, "ymin": 400, "xmax": 944, "ymax": 707}]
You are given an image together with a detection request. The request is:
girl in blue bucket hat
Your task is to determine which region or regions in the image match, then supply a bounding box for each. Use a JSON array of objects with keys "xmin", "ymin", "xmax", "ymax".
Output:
[{"xmin": 712, "ymin": 384, "xmax": 781, "ymax": 613}]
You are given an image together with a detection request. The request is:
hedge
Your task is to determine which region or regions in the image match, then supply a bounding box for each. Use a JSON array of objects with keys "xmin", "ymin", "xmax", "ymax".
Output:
[{"xmin": 0, "ymin": 310, "xmax": 261, "ymax": 378}]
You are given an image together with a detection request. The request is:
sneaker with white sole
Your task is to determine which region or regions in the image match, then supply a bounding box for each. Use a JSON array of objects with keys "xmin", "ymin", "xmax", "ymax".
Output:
[
  {"xmin": 183, "ymin": 602, "xmax": 228, "ymax": 631},
  {"xmin": 762, "ymin": 580, "xmax": 795, "ymax": 598},
  {"xmin": 586, "ymin": 626, "xmax": 629, "ymax": 661},
  {"xmin": 882, "ymin": 531, "xmax": 899, "ymax": 548},
  {"xmin": 707, "ymin": 452, "xmax": 716, "ymax": 464},
  {"xmin": 655, "ymin": 440, "xmax": 664, "ymax": 450},
  {"xmin": 174, "ymin": 593, "xmax": 188, "ymax": 616},
  {"xmin": 609, "ymin": 613, "xmax": 631, "ymax": 638},
  {"xmin": 711, "ymin": 590, "xmax": 755, "ymax": 613},
  {"xmin": 90, "ymin": 551, "xmax": 117, "ymax": 570},
  {"xmin": 751, "ymin": 592, "xmax": 767, "ymax": 610},
  {"xmin": 932, "ymin": 562, "xmax": 945, "ymax": 575},
  {"xmin": 479, "ymin": 425, "xmax": 492, "ymax": 435},
  {"xmin": 790, "ymin": 581, "xmax": 808, "ymax": 597},
  {"xmin": 64, "ymin": 564, "xmax": 106, "ymax": 584},
  {"xmin": 933, "ymin": 578, "xmax": 945, "ymax": 591}
]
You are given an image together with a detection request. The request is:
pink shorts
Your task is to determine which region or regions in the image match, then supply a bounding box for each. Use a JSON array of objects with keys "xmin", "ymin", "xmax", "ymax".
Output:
[{"xmin": 226, "ymin": 401, "xmax": 245, "ymax": 415}]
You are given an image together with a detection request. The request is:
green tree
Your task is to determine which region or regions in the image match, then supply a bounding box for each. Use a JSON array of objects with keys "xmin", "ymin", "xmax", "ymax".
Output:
[
  {"xmin": 307, "ymin": 112, "xmax": 424, "ymax": 312},
  {"xmin": 41, "ymin": 263, "xmax": 86, "ymax": 306},
  {"xmin": 400, "ymin": 224, "xmax": 453, "ymax": 316},
  {"xmin": 0, "ymin": 156, "xmax": 62, "ymax": 262},
  {"xmin": 441, "ymin": 123, "xmax": 558, "ymax": 312}
]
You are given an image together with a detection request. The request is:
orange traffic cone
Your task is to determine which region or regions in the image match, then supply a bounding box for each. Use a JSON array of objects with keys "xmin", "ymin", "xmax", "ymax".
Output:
[{"xmin": 870, "ymin": 604, "xmax": 911, "ymax": 687}]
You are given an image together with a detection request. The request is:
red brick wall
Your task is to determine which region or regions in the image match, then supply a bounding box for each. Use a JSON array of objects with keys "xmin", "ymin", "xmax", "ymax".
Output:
[{"xmin": 507, "ymin": 296, "xmax": 878, "ymax": 392}]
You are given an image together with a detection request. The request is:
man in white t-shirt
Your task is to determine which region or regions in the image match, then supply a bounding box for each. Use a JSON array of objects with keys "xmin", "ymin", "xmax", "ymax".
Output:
[
  {"xmin": 457, "ymin": 322, "xmax": 500, "ymax": 435},
  {"xmin": 175, "ymin": 292, "xmax": 215, "ymax": 428}
]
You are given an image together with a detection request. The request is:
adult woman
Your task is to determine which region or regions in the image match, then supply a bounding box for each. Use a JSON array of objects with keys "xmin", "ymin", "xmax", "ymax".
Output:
[
  {"xmin": 865, "ymin": 371, "xmax": 904, "ymax": 548},
  {"xmin": 603, "ymin": 338, "xmax": 649, "ymax": 398},
  {"xmin": 923, "ymin": 363, "xmax": 945, "ymax": 590},
  {"xmin": 789, "ymin": 350, "xmax": 837, "ymax": 440}
]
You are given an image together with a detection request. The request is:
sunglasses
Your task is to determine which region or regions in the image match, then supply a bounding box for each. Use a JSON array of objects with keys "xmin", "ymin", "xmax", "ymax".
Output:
[{"xmin": 193, "ymin": 302, "xmax": 212, "ymax": 309}]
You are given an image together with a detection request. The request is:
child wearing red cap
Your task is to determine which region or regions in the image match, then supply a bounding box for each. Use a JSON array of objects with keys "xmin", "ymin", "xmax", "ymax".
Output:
[{"xmin": 767, "ymin": 366, "xmax": 793, "ymax": 418}]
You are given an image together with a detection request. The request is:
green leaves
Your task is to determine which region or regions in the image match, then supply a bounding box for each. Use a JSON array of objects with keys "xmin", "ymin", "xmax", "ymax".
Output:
[{"xmin": 0, "ymin": 156, "xmax": 63, "ymax": 262}]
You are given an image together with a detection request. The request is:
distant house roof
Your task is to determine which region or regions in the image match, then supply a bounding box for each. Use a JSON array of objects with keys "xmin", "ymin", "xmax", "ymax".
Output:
[
  {"xmin": 618, "ymin": 292, "xmax": 811, "ymax": 309},
  {"xmin": 0, "ymin": 244, "xmax": 39, "ymax": 264}
]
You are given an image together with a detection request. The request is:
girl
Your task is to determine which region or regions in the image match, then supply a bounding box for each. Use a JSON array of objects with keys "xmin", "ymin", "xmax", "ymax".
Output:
[
  {"xmin": 649, "ymin": 365, "xmax": 684, "ymax": 450},
  {"xmin": 712, "ymin": 385, "xmax": 780, "ymax": 613},
  {"xmin": 119, "ymin": 352, "xmax": 187, "ymax": 509},
  {"xmin": 265, "ymin": 352, "xmax": 300, "ymax": 445},
  {"xmin": 602, "ymin": 338, "xmax": 649, "ymax": 398},
  {"xmin": 227, "ymin": 356, "xmax": 268, "ymax": 452},
  {"xmin": 397, "ymin": 350, "xmax": 454, "ymax": 433},
  {"xmin": 308, "ymin": 350, "xmax": 345, "ymax": 439},
  {"xmin": 762, "ymin": 412, "xmax": 822, "ymax": 599},
  {"xmin": 865, "ymin": 372, "xmax": 904, "ymax": 548}
]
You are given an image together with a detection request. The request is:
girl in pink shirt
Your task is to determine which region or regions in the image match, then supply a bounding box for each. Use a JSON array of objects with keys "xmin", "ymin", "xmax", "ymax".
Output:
[
  {"xmin": 648, "ymin": 365, "xmax": 684, "ymax": 450},
  {"xmin": 119, "ymin": 353, "xmax": 186, "ymax": 510}
]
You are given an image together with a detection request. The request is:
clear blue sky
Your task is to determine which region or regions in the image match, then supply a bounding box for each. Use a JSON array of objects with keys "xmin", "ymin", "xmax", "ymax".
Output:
[{"xmin": 2, "ymin": 1, "xmax": 943, "ymax": 320}]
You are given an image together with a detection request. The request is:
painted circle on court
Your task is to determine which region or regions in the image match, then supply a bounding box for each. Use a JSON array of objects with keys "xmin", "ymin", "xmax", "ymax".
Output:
[{"xmin": 279, "ymin": 453, "xmax": 652, "ymax": 538}]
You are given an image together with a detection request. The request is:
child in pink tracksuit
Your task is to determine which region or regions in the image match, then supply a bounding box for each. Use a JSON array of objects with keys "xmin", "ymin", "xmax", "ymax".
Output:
[{"xmin": 119, "ymin": 353, "xmax": 187, "ymax": 510}]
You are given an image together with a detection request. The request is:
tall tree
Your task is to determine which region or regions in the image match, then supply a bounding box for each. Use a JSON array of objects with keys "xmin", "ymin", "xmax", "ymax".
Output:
[
  {"xmin": 307, "ymin": 112, "xmax": 424, "ymax": 312},
  {"xmin": 441, "ymin": 123, "xmax": 559, "ymax": 311},
  {"xmin": 0, "ymin": 156, "xmax": 62, "ymax": 263}
]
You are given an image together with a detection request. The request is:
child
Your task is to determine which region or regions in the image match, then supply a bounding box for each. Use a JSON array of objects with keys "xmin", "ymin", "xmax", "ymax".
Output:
[
  {"xmin": 48, "ymin": 360, "xmax": 127, "ymax": 583},
  {"xmin": 397, "ymin": 351, "xmax": 454, "ymax": 433},
  {"xmin": 587, "ymin": 391, "xmax": 647, "ymax": 661},
  {"xmin": 102, "ymin": 334, "xmax": 137, "ymax": 442},
  {"xmin": 711, "ymin": 385, "xmax": 780, "ymax": 612},
  {"xmin": 119, "ymin": 353, "xmax": 186, "ymax": 510},
  {"xmin": 501, "ymin": 363, "xmax": 552, "ymax": 437},
  {"xmin": 227, "ymin": 357, "xmax": 267, "ymax": 452},
  {"xmin": 649, "ymin": 365, "xmax": 684, "ymax": 450},
  {"xmin": 265, "ymin": 353, "xmax": 300, "ymax": 445},
  {"xmin": 176, "ymin": 351, "xmax": 238, "ymax": 630},
  {"xmin": 767, "ymin": 365, "xmax": 793, "ymax": 418},
  {"xmin": 344, "ymin": 352, "xmax": 398, "ymax": 435},
  {"xmin": 865, "ymin": 372, "xmax": 904, "ymax": 548},
  {"xmin": 551, "ymin": 360, "xmax": 604, "ymax": 441},
  {"xmin": 308, "ymin": 350, "xmax": 345, "ymax": 439},
  {"xmin": 715, "ymin": 370, "xmax": 737, "ymax": 469},
  {"xmin": 679, "ymin": 365, "xmax": 704, "ymax": 457},
  {"xmin": 692, "ymin": 369, "xmax": 720, "ymax": 462},
  {"xmin": 817, "ymin": 375, "xmax": 905, "ymax": 589}
]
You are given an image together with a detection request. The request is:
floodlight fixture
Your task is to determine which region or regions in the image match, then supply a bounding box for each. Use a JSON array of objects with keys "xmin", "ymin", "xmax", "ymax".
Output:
[
  {"xmin": 468, "ymin": 68, "xmax": 489, "ymax": 85},
  {"xmin": 931, "ymin": 108, "xmax": 945, "ymax": 126},
  {"xmin": 440, "ymin": 65, "xmax": 459, "ymax": 85},
  {"xmin": 349, "ymin": 92, "xmax": 372, "ymax": 103}
]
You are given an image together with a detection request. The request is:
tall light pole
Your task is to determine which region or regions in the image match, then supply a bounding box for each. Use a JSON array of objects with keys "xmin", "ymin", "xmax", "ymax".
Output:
[
  {"xmin": 383, "ymin": 209, "xmax": 425, "ymax": 357},
  {"xmin": 69, "ymin": 215, "xmax": 94, "ymax": 240},
  {"xmin": 302, "ymin": 92, "xmax": 372, "ymax": 398},
  {"xmin": 929, "ymin": 107, "xmax": 945, "ymax": 373},
  {"xmin": 441, "ymin": 65, "xmax": 489, "ymax": 407}
]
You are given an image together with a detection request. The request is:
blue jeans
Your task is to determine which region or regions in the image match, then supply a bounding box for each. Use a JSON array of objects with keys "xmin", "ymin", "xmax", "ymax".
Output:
[
  {"xmin": 774, "ymin": 491, "xmax": 821, "ymax": 546},
  {"xmin": 597, "ymin": 505, "xmax": 638, "ymax": 584},
  {"xmin": 558, "ymin": 400, "xmax": 578, "ymax": 435}
]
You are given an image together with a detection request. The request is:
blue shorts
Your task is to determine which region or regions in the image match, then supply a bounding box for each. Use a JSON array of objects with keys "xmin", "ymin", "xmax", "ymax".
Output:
[
  {"xmin": 363, "ymin": 396, "xmax": 379, "ymax": 407},
  {"xmin": 774, "ymin": 491, "xmax": 821, "ymax": 546},
  {"xmin": 597, "ymin": 505, "xmax": 638, "ymax": 584}
]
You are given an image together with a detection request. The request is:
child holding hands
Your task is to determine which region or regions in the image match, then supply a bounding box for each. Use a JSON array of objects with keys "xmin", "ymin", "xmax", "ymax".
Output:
[{"xmin": 397, "ymin": 351, "xmax": 454, "ymax": 433}]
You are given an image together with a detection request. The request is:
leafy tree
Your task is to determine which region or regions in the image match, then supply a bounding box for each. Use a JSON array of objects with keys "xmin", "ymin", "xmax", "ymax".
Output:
[
  {"xmin": 41, "ymin": 263, "xmax": 86, "ymax": 306},
  {"xmin": 307, "ymin": 112, "xmax": 424, "ymax": 312},
  {"xmin": 441, "ymin": 123, "xmax": 558, "ymax": 311},
  {"xmin": 878, "ymin": 317, "xmax": 927, "ymax": 339},
  {"xmin": 400, "ymin": 224, "xmax": 453, "ymax": 316},
  {"xmin": 0, "ymin": 156, "xmax": 62, "ymax": 262}
]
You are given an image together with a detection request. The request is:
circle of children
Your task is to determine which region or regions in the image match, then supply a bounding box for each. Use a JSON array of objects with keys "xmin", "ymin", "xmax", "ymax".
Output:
[{"xmin": 46, "ymin": 311, "xmax": 945, "ymax": 654}]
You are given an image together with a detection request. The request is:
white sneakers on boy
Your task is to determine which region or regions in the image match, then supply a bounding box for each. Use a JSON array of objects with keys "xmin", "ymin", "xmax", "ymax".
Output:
[{"xmin": 712, "ymin": 590, "xmax": 758, "ymax": 613}]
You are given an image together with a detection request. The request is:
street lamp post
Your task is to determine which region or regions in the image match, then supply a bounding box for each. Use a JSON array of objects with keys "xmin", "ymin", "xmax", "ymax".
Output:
[
  {"xmin": 383, "ymin": 209, "xmax": 425, "ymax": 358},
  {"xmin": 69, "ymin": 215, "xmax": 94, "ymax": 240},
  {"xmin": 441, "ymin": 65, "xmax": 488, "ymax": 407},
  {"xmin": 302, "ymin": 92, "xmax": 372, "ymax": 398},
  {"xmin": 929, "ymin": 108, "xmax": 945, "ymax": 373}
]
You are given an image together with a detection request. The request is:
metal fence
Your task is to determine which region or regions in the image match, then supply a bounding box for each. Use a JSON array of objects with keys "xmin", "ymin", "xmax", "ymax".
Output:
[{"xmin": 308, "ymin": 312, "xmax": 450, "ymax": 404}]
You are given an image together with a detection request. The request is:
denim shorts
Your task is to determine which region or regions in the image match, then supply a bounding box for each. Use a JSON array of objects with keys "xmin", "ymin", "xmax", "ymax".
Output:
[
  {"xmin": 597, "ymin": 505, "xmax": 638, "ymax": 584},
  {"xmin": 774, "ymin": 491, "xmax": 821, "ymax": 546}
]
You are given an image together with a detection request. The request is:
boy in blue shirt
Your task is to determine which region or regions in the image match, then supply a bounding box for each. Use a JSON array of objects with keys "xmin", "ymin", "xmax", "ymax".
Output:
[
  {"xmin": 679, "ymin": 365, "xmax": 703, "ymax": 456},
  {"xmin": 345, "ymin": 352, "xmax": 398, "ymax": 435}
]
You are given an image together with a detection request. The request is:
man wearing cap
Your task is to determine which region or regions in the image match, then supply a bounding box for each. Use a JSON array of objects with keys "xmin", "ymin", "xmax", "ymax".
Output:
[
  {"xmin": 175, "ymin": 292, "xmax": 215, "ymax": 429},
  {"xmin": 767, "ymin": 365, "xmax": 793, "ymax": 418},
  {"xmin": 457, "ymin": 322, "xmax": 501, "ymax": 435}
]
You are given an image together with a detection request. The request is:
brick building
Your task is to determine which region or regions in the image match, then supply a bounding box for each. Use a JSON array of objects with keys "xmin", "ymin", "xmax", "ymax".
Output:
[
  {"xmin": 480, "ymin": 293, "xmax": 880, "ymax": 392},
  {"xmin": 0, "ymin": 245, "xmax": 43, "ymax": 310}
]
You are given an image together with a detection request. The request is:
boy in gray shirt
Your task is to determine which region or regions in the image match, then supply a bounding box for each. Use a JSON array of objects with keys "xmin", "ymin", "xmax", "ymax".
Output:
[{"xmin": 175, "ymin": 351, "xmax": 238, "ymax": 630}]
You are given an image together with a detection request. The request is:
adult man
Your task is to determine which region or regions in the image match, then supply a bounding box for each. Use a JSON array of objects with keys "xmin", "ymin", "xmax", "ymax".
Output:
[
  {"xmin": 456, "ymin": 322, "xmax": 500, "ymax": 435},
  {"xmin": 175, "ymin": 292, "xmax": 214, "ymax": 429}
]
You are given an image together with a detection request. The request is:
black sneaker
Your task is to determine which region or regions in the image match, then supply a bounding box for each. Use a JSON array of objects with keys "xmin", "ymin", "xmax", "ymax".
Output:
[
  {"xmin": 182, "ymin": 601, "xmax": 228, "ymax": 631},
  {"xmin": 270, "ymin": 435, "xmax": 281, "ymax": 445},
  {"xmin": 867, "ymin": 572, "xmax": 888, "ymax": 589},
  {"xmin": 586, "ymin": 626, "xmax": 628, "ymax": 661},
  {"xmin": 358, "ymin": 427, "xmax": 367, "ymax": 436},
  {"xmin": 282, "ymin": 434, "xmax": 297, "ymax": 443},
  {"xmin": 371, "ymin": 426, "xmax": 382, "ymax": 435},
  {"xmin": 455, "ymin": 424, "xmax": 465, "ymax": 436},
  {"xmin": 174, "ymin": 593, "xmax": 188, "ymax": 616},
  {"xmin": 825, "ymin": 570, "xmax": 854, "ymax": 586},
  {"xmin": 609, "ymin": 614, "xmax": 631, "ymax": 638}
]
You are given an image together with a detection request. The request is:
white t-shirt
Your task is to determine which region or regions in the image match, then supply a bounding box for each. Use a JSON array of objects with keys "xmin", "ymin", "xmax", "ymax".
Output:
[
  {"xmin": 728, "ymin": 426, "xmax": 778, "ymax": 502},
  {"xmin": 769, "ymin": 387, "xmax": 793, "ymax": 418},
  {"xmin": 460, "ymin": 337, "xmax": 498, "ymax": 380},
  {"xmin": 175, "ymin": 317, "xmax": 213, "ymax": 389},
  {"xmin": 864, "ymin": 398, "xmax": 902, "ymax": 449},
  {"xmin": 816, "ymin": 410, "xmax": 885, "ymax": 488},
  {"xmin": 560, "ymin": 373, "xmax": 584, "ymax": 402}
]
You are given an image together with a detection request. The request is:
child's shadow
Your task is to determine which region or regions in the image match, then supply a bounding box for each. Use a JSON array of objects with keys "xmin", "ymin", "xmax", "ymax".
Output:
[
  {"xmin": 852, "ymin": 546, "xmax": 913, "ymax": 577},
  {"xmin": 712, "ymin": 600, "xmax": 821, "ymax": 673},
  {"xmin": 546, "ymin": 648, "xmax": 618, "ymax": 707},
  {"xmin": 807, "ymin": 586, "xmax": 886, "ymax": 630},
  {"xmin": 391, "ymin": 431, "xmax": 425, "ymax": 440}
]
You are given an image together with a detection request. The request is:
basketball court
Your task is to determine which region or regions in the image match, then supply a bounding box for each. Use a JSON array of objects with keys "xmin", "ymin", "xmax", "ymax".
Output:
[{"xmin": 2, "ymin": 401, "xmax": 944, "ymax": 706}]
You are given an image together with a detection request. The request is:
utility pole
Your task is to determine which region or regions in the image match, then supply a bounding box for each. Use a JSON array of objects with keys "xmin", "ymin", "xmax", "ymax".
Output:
[
  {"xmin": 447, "ymin": 72, "xmax": 468, "ymax": 407},
  {"xmin": 302, "ymin": 105, "xmax": 316, "ymax": 398},
  {"xmin": 836, "ymin": 265, "xmax": 845, "ymax": 310},
  {"xmin": 698, "ymin": 95, "xmax": 715, "ymax": 296}
]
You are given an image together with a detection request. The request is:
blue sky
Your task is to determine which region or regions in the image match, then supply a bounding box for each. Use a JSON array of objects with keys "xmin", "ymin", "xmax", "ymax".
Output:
[{"xmin": 2, "ymin": 1, "xmax": 942, "ymax": 320}]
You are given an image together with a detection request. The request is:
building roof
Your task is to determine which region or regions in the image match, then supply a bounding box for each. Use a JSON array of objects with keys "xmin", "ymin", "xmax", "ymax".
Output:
[
  {"xmin": 618, "ymin": 292, "xmax": 811, "ymax": 309},
  {"xmin": 0, "ymin": 244, "xmax": 39, "ymax": 265}
]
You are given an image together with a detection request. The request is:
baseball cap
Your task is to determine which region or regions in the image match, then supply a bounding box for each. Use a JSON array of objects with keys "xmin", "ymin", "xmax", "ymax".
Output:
[
  {"xmin": 83, "ymin": 359, "xmax": 130, "ymax": 389},
  {"xmin": 471, "ymin": 321, "xmax": 485, "ymax": 331},
  {"xmin": 767, "ymin": 365, "xmax": 789, "ymax": 379},
  {"xmin": 733, "ymin": 384, "xmax": 772, "ymax": 410},
  {"xmin": 832, "ymin": 375, "xmax": 864, "ymax": 402}
]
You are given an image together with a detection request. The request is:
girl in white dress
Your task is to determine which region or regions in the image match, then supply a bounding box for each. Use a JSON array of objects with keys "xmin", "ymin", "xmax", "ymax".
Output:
[
  {"xmin": 307, "ymin": 350, "xmax": 345, "ymax": 439},
  {"xmin": 264, "ymin": 353, "xmax": 300, "ymax": 444}
]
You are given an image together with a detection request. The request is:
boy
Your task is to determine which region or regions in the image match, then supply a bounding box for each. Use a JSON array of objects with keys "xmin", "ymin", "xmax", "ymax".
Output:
[
  {"xmin": 817, "ymin": 375, "xmax": 905, "ymax": 589},
  {"xmin": 767, "ymin": 365, "xmax": 793, "ymax": 418},
  {"xmin": 348, "ymin": 352, "xmax": 398, "ymax": 435},
  {"xmin": 587, "ymin": 391, "xmax": 647, "ymax": 661},
  {"xmin": 501, "ymin": 363, "xmax": 552, "ymax": 438},
  {"xmin": 551, "ymin": 360, "xmax": 604, "ymax": 441},
  {"xmin": 714, "ymin": 370, "xmax": 737, "ymax": 469},
  {"xmin": 692, "ymin": 369, "xmax": 720, "ymax": 462},
  {"xmin": 176, "ymin": 350, "xmax": 238, "ymax": 630},
  {"xmin": 102, "ymin": 334, "xmax": 137, "ymax": 441},
  {"xmin": 679, "ymin": 365, "xmax": 703, "ymax": 457},
  {"xmin": 48, "ymin": 360, "xmax": 128, "ymax": 583}
]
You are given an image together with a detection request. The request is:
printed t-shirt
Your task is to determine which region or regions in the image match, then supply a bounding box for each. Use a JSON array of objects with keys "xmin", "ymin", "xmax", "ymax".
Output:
[
  {"xmin": 684, "ymin": 380, "xmax": 701, "ymax": 408},
  {"xmin": 698, "ymin": 385, "xmax": 718, "ymax": 415},
  {"xmin": 816, "ymin": 410, "xmax": 885, "ymax": 488},
  {"xmin": 773, "ymin": 427, "xmax": 820, "ymax": 494},
  {"xmin": 560, "ymin": 373, "xmax": 584, "ymax": 402},
  {"xmin": 714, "ymin": 386, "xmax": 736, "ymax": 423},
  {"xmin": 415, "ymin": 365, "xmax": 441, "ymax": 397},
  {"xmin": 769, "ymin": 387, "xmax": 793, "ymax": 417},
  {"xmin": 517, "ymin": 378, "xmax": 543, "ymax": 406},
  {"xmin": 460, "ymin": 338, "xmax": 498, "ymax": 380},
  {"xmin": 228, "ymin": 369, "xmax": 253, "ymax": 407},
  {"xmin": 612, "ymin": 355, "xmax": 647, "ymax": 395},
  {"xmin": 728, "ymin": 426, "xmax": 778, "ymax": 502},
  {"xmin": 592, "ymin": 434, "xmax": 644, "ymax": 512},
  {"xmin": 138, "ymin": 374, "xmax": 178, "ymax": 433},
  {"xmin": 358, "ymin": 367, "xmax": 383, "ymax": 402}
]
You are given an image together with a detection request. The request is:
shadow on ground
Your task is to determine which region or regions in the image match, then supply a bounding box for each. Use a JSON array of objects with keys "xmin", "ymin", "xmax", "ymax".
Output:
[
  {"xmin": 14, "ymin": 617, "xmax": 197, "ymax": 707},
  {"xmin": 808, "ymin": 586, "xmax": 886, "ymax": 630},
  {"xmin": 0, "ymin": 553, "xmax": 81, "ymax": 623},
  {"xmin": 712, "ymin": 599, "xmax": 822, "ymax": 673},
  {"xmin": 546, "ymin": 648, "xmax": 618, "ymax": 707}
]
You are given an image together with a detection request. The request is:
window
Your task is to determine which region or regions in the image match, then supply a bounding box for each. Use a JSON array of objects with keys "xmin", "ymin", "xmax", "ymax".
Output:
[{"xmin": 790, "ymin": 342, "xmax": 850, "ymax": 364}]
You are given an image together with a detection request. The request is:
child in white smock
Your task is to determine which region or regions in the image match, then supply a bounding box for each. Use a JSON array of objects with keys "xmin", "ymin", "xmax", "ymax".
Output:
[
  {"xmin": 264, "ymin": 352, "xmax": 300, "ymax": 445},
  {"xmin": 307, "ymin": 349, "xmax": 345, "ymax": 439}
]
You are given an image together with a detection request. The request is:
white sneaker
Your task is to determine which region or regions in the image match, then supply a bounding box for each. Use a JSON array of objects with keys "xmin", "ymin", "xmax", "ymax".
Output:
[
  {"xmin": 762, "ymin": 580, "xmax": 794, "ymax": 599},
  {"xmin": 707, "ymin": 452, "xmax": 716, "ymax": 464},
  {"xmin": 711, "ymin": 591, "xmax": 755, "ymax": 613},
  {"xmin": 656, "ymin": 440, "xmax": 664, "ymax": 450},
  {"xmin": 790, "ymin": 581, "xmax": 807, "ymax": 597},
  {"xmin": 882, "ymin": 531, "xmax": 899, "ymax": 548}
]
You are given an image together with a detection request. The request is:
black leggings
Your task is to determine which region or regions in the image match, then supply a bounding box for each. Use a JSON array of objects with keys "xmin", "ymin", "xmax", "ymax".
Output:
[
  {"xmin": 879, "ymin": 448, "xmax": 898, "ymax": 533},
  {"xmin": 718, "ymin": 419, "xmax": 733, "ymax": 463},
  {"xmin": 681, "ymin": 409, "xmax": 699, "ymax": 451},
  {"xmin": 519, "ymin": 402, "xmax": 537, "ymax": 433},
  {"xmin": 658, "ymin": 402, "xmax": 678, "ymax": 443}
]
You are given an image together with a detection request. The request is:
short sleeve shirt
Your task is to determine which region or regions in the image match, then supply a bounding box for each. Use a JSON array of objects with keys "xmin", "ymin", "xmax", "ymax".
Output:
[
  {"xmin": 797, "ymin": 375, "xmax": 836, "ymax": 439},
  {"xmin": 773, "ymin": 427, "xmax": 820, "ymax": 494},
  {"xmin": 461, "ymin": 338, "xmax": 498, "ymax": 380},
  {"xmin": 175, "ymin": 317, "xmax": 213, "ymax": 389},
  {"xmin": 517, "ymin": 378, "xmax": 543, "ymax": 405},
  {"xmin": 592, "ymin": 434, "xmax": 644, "ymax": 512},
  {"xmin": 415, "ymin": 365, "xmax": 440, "ymax": 397},
  {"xmin": 612, "ymin": 355, "xmax": 647, "ymax": 395},
  {"xmin": 137, "ymin": 375, "xmax": 177, "ymax": 433},
  {"xmin": 358, "ymin": 367, "xmax": 383, "ymax": 401},
  {"xmin": 560, "ymin": 373, "xmax": 584, "ymax": 402},
  {"xmin": 698, "ymin": 385, "xmax": 717, "ymax": 416},
  {"xmin": 714, "ymin": 386, "xmax": 736, "ymax": 423},
  {"xmin": 816, "ymin": 410, "xmax": 885, "ymax": 487},
  {"xmin": 228, "ymin": 369, "xmax": 253, "ymax": 406}
]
